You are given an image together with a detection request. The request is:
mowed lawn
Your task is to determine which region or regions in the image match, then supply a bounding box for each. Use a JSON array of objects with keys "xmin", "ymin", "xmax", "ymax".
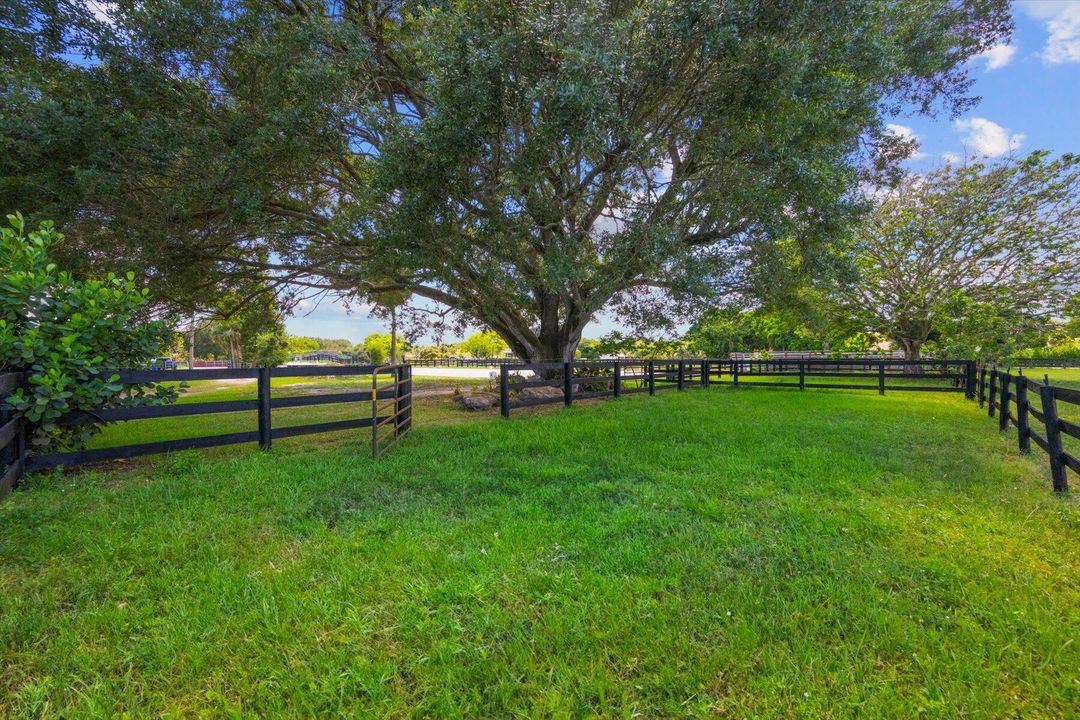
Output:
[{"xmin": 1, "ymin": 388, "xmax": 1078, "ymax": 718}]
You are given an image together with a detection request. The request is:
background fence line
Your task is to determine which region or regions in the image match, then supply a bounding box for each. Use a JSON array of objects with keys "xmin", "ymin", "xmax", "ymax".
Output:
[{"xmin": 496, "ymin": 358, "xmax": 973, "ymax": 416}]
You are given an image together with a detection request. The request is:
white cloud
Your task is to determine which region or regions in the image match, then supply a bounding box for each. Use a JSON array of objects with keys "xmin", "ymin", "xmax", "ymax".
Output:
[
  {"xmin": 941, "ymin": 152, "xmax": 962, "ymax": 165},
  {"xmin": 1020, "ymin": 0, "xmax": 1080, "ymax": 64},
  {"xmin": 953, "ymin": 117, "xmax": 1025, "ymax": 157},
  {"xmin": 974, "ymin": 43, "xmax": 1016, "ymax": 71},
  {"xmin": 884, "ymin": 123, "xmax": 927, "ymax": 159}
]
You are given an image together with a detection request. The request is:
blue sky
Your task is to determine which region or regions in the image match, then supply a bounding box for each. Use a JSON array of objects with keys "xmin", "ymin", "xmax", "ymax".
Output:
[{"xmin": 286, "ymin": 0, "xmax": 1080, "ymax": 345}]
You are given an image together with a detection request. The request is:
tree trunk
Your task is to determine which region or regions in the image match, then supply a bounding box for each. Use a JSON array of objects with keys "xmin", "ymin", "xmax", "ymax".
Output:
[
  {"xmin": 900, "ymin": 338, "xmax": 923, "ymax": 374},
  {"xmin": 462, "ymin": 289, "xmax": 589, "ymax": 368},
  {"xmin": 187, "ymin": 314, "xmax": 196, "ymax": 370},
  {"xmin": 390, "ymin": 307, "xmax": 398, "ymax": 366},
  {"xmin": 229, "ymin": 330, "xmax": 243, "ymax": 368}
]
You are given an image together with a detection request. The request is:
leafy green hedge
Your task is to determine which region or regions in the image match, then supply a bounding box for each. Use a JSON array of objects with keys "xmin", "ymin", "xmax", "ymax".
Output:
[
  {"xmin": 1012, "ymin": 340, "xmax": 1080, "ymax": 361},
  {"xmin": 0, "ymin": 214, "xmax": 179, "ymax": 453}
]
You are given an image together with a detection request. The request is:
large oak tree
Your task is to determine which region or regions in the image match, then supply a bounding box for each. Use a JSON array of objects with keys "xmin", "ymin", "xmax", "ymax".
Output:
[{"xmin": 1, "ymin": 0, "xmax": 1010, "ymax": 361}]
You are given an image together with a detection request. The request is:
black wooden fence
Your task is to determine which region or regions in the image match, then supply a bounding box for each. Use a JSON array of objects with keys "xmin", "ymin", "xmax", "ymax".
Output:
[
  {"xmin": 0, "ymin": 364, "xmax": 412, "ymax": 499},
  {"xmin": 498, "ymin": 357, "xmax": 973, "ymax": 417},
  {"xmin": 1010, "ymin": 358, "xmax": 1080, "ymax": 369},
  {"xmin": 978, "ymin": 365, "xmax": 1078, "ymax": 492}
]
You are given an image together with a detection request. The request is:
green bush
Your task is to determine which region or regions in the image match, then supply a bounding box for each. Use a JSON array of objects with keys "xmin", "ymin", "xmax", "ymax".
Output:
[
  {"xmin": 1012, "ymin": 340, "xmax": 1080, "ymax": 361},
  {"xmin": 0, "ymin": 214, "xmax": 180, "ymax": 453}
]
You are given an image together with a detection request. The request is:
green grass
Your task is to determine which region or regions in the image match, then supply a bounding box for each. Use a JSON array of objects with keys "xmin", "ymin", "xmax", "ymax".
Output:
[{"xmin": 1, "ymin": 387, "xmax": 1078, "ymax": 717}]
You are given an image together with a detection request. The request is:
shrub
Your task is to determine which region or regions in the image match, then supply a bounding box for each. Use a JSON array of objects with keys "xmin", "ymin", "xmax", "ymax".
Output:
[
  {"xmin": 1012, "ymin": 340, "xmax": 1080, "ymax": 361},
  {"xmin": 0, "ymin": 214, "xmax": 180, "ymax": 453}
]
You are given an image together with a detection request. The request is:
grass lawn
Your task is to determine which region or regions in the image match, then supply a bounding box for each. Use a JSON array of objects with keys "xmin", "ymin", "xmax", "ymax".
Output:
[{"xmin": 1, "ymin": 387, "xmax": 1078, "ymax": 717}]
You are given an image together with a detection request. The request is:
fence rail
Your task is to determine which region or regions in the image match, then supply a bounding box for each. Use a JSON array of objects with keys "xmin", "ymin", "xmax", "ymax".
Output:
[
  {"xmin": 979, "ymin": 365, "xmax": 1077, "ymax": 492},
  {"xmin": 0, "ymin": 365, "xmax": 412, "ymax": 497},
  {"xmin": 1009, "ymin": 358, "xmax": 1080, "ymax": 369},
  {"xmin": 497, "ymin": 358, "xmax": 973, "ymax": 418}
]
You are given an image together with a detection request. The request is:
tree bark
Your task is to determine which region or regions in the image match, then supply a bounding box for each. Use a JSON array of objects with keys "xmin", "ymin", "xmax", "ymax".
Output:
[
  {"xmin": 899, "ymin": 338, "xmax": 923, "ymax": 374},
  {"xmin": 390, "ymin": 307, "xmax": 398, "ymax": 366},
  {"xmin": 187, "ymin": 314, "xmax": 196, "ymax": 370}
]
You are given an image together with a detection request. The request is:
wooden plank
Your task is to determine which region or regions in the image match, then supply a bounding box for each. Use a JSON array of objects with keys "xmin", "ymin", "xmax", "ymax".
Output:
[
  {"xmin": 1059, "ymin": 418, "xmax": 1080, "ymax": 441},
  {"xmin": 1053, "ymin": 385, "xmax": 1080, "ymax": 406},
  {"xmin": 1031, "ymin": 430, "xmax": 1050, "ymax": 453},
  {"xmin": 114, "ymin": 368, "xmax": 258, "ymax": 383},
  {"xmin": 1015, "ymin": 377, "xmax": 1031, "ymax": 454},
  {"xmin": 258, "ymin": 367, "xmax": 272, "ymax": 451},
  {"xmin": 0, "ymin": 459, "xmax": 21, "ymax": 501},
  {"xmin": 60, "ymin": 399, "xmax": 260, "ymax": 424},
  {"xmin": 805, "ymin": 383, "xmax": 881, "ymax": 391},
  {"xmin": 0, "ymin": 372, "xmax": 25, "ymax": 395},
  {"xmin": 0, "ymin": 415, "xmax": 20, "ymax": 450},
  {"xmin": 1040, "ymin": 383, "xmax": 1068, "ymax": 492},
  {"xmin": 272, "ymin": 417, "xmax": 378, "ymax": 439},
  {"xmin": 734, "ymin": 381, "xmax": 799, "ymax": 388},
  {"xmin": 564, "ymin": 362, "xmax": 573, "ymax": 406},
  {"xmin": 1030, "ymin": 406, "xmax": 1045, "ymax": 424},
  {"xmin": 1063, "ymin": 452, "xmax": 1080, "ymax": 475},
  {"xmin": 500, "ymin": 366, "xmax": 510, "ymax": 419},
  {"xmin": 26, "ymin": 430, "xmax": 262, "ymax": 471},
  {"xmin": 272, "ymin": 391, "xmax": 392, "ymax": 409},
  {"xmin": 887, "ymin": 385, "xmax": 965, "ymax": 393}
]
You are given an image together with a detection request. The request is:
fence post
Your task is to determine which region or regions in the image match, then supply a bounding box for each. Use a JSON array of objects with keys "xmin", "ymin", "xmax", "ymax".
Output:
[
  {"xmin": 733, "ymin": 359, "xmax": 739, "ymax": 386},
  {"xmin": 500, "ymin": 365, "xmax": 510, "ymax": 418},
  {"xmin": 988, "ymin": 370, "xmax": 998, "ymax": 417},
  {"xmin": 257, "ymin": 366, "xmax": 272, "ymax": 450},
  {"xmin": 878, "ymin": 362, "xmax": 885, "ymax": 395},
  {"xmin": 371, "ymin": 371, "xmax": 379, "ymax": 458},
  {"xmin": 701, "ymin": 359, "xmax": 708, "ymax": 388},
  {"xmin": 564, "ymin": 361, "xmax": 573, "ymax": 406},
  {"xmin": 647, "ymin": 360, "xmax": 656, "ymax": 395},
  {"xmin": 1015, "ymin": 375, "xmax": 1030, "ymax": 454},
  {"xmin": 978, "ymin": 366, "xmax": 987, "ymax": 408},
  {"xmin": 677, "ymin": 359, "xmax": 685, "ymax": 391},
  {"xmin": 998, "ymin": 371, "xmax": 1011, "ymax": 432},
  {"xmin": 965, "ymin": 361, "xmax": 976, "ymax": 399},
  {"xmin": 1039, "ymin": 383, "xmax": 1068, "ymax": 492},
  {"xmin": 799, "ymin": 361, "xmax": 805, "ymax": 390},
  {"xmin": 613, "ymin": 361, "xmax": 622, "ymax": 399},
  {"xmin": 0, "ymin": 398, "xmax": 24, "ymax": 498}
]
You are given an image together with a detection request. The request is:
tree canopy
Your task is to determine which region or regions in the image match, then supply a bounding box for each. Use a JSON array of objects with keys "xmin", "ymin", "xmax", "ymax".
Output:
[
  {"xmin": 1, "ymin": 0, "xmax": 1011, "ymax": 361},
  {"xmin": 459, "ymin": 331, "xmax": 508, "ymax": 359},
  {"xmin": 363, "ymin": 332, "xmax": 411, "ymax": 365},
  {"xmin": 839, "ymin": 152, "xmax": 1080, "ymax": 361}
]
